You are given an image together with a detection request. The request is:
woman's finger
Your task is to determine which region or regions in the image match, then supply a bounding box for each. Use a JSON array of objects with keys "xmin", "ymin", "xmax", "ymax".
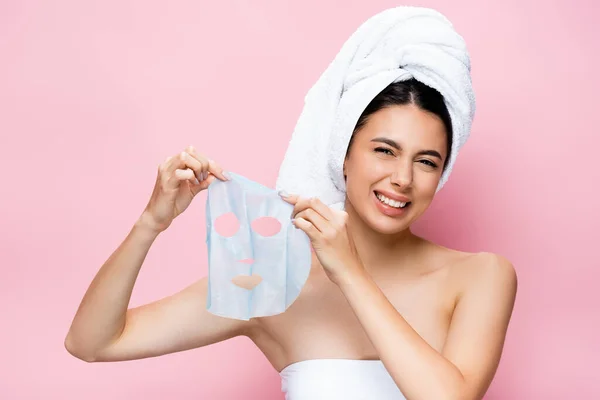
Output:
[
  {"xmin": 180, "ymin": 151, "xmax": 205, "ymax": 182},
  {"xmin": 294, "ymin": 207, "xmax": 330, "ymax": 234},
  {"xmin": 186, "ymin": 145, "xmax": 230, "ymax": 181},
  {"xmin": 173, "ymin": 168, "xmax": 198, "ymax": 184},
  {"xmin": 280, "ymin": 195, "xmax": 310, "ymax": 217},
  {"xmin": 292, "ymin": 217, "xmax": 319, "ymax": 239},
  {"xmin": 206, "ymin": 158, "xmax": 230, "ymax": 181},
  {"xmin": 282, "ymin": 195, "xmax": 334, "ymax": 223},
  {"xmin": 305, "ymin": 197, "xmax": 335, "ymax": 222},
  {"xmin": 184, "ymin": 145, "xmax": 208, "ymax": 179},
  {"xmin": 164, "ymin": 151, "xmax": 204, "ymax": 180}
]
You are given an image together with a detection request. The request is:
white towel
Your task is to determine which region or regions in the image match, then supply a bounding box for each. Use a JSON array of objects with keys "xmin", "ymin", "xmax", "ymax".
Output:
[{"xmin": 275, "ymin": 6, "xmax": 476, "ymax": 211}]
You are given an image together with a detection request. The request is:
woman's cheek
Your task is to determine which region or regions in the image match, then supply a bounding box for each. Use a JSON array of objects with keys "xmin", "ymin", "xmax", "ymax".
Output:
[{"xmin": 370, "ymin": 162, "xmax": 392, "ymax": 179}]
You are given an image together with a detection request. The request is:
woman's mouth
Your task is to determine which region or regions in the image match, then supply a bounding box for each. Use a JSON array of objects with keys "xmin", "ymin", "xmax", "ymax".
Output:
[{"xmin": 373, "ymin": 191, "xmax": 411, "ymax": 216}]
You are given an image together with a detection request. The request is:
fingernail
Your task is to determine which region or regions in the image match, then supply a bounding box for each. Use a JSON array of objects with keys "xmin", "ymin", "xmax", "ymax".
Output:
[
  {"xmin": 223, "ymin": 171, "xmax": 231, "ymax": 180},
  {"xmin": 278, "ymin": 190, "xmax": 289, "ymax": 197}
]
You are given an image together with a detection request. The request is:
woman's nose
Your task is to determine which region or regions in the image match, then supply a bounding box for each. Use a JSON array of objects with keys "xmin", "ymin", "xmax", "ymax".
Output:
[{"xmin": 390, "ymin": 165, "xmax": 413, "ymax": 188}]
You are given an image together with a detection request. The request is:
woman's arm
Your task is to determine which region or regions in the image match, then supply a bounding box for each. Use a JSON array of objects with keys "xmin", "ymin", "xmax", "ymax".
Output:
[
  {"xmin": 64, "ymin": 214, "xmax": 251, "ymax": 362},
  {"xmin": 338, "ymin": 252, "xmax": 517, "ymax": 400}
]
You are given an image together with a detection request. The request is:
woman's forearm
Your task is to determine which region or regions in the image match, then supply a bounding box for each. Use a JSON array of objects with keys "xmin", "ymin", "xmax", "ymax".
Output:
[
  {"xmin": 338, "ymin": 267, "xmax": 465, "ymax": 400},
  {"xmin": 64, "ymin": 213, "xmax": 161, "ymax": 361}
]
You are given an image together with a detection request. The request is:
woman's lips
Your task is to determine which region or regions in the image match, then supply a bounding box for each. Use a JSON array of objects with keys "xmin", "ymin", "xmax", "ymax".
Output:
[{"xmin": 372, "ymin": 191, "xmax": 410, "ymax": 217}]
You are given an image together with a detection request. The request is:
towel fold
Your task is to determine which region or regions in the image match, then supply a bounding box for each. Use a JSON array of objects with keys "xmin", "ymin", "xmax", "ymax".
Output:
[{"xmin": 275, "ymin": 6, "xmax": 476, "ymax": 211}]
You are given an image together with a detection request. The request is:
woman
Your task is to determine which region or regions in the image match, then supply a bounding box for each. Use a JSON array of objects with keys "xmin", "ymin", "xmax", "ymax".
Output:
[{"xmin": 65, "ymin": 78, "xmax": 517, "ymax": 400}]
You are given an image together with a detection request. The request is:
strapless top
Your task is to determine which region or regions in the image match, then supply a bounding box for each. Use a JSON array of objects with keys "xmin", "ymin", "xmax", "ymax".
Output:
[{"xmin": 279, "ymin": 358, "xmax": 406, "ymax": 399}]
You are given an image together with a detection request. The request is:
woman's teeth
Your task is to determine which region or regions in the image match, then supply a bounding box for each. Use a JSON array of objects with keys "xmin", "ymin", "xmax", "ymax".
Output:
[{"xmin": 376, "ymin": 192, "xmax": 409, "ymax": 208}]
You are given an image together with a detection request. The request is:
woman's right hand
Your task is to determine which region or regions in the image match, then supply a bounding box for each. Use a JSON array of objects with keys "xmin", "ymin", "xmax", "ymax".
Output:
[{"xmin": 139, "ymin": 145, "xmax": 230, "ymax": 233}]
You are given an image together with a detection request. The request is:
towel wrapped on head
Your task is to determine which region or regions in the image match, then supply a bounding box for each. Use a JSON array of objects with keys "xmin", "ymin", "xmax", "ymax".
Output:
[{"xmin": 275, "ymin": 6, "xmax": 476, "ymax": 211}]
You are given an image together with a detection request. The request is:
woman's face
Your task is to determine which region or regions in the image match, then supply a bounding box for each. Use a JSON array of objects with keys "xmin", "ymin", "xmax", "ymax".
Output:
[{"xmin": 343, "ymin": 104, "xmax": 448, "ymax": 234}]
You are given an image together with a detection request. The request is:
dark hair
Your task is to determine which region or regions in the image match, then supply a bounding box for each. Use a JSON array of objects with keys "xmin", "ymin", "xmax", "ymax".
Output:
[{"xmin": 346, "ymin": 78, "xmax": 453, "ymax": 173}]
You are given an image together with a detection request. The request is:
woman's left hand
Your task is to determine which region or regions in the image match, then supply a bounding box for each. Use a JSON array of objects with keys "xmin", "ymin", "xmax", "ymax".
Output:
[{"xmin": 279, "ymin": 192, "xmax": 365, "ymax": 285}]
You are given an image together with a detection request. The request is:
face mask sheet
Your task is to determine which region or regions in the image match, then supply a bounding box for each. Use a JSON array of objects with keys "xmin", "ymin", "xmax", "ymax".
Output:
[{"xmin": 205, "ymin": 172, "xmax": 311, "ymax": 320}]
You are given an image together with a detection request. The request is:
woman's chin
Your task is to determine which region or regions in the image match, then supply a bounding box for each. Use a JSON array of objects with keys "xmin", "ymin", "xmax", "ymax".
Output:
[
  {"xmin": 365, "ymin": 209, "xmax": 412, "ymax": 234},
  {"xmin": 347, "ymin": 196, "xmax": 414, "ymax": 234}
]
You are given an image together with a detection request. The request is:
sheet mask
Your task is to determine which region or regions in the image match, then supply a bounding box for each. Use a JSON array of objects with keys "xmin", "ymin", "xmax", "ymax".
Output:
[{"xmin": 205, "ymin": 172, "xmax": 312, "ymax": 321}]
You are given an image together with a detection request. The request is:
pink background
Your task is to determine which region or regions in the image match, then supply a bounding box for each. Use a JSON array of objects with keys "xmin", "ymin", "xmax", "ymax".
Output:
[{"xmin": 1, "ymin": 0, "xmax": 598, "ymax": 398}]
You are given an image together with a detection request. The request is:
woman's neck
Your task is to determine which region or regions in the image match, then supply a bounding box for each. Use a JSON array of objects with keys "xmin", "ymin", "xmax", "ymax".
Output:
[{"xmin": 344, "ymin": 201, "xmax": 428, "ymax": 274}]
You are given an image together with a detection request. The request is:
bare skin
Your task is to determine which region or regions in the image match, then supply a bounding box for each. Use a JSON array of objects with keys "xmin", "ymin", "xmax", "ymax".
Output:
[
  {"xmin": 65, "ymin": 105, "xmax": 516, "ymax": 399},
  {"xmin": 251, "ymin": 243, "xmax": 478, "ymax": 371}
]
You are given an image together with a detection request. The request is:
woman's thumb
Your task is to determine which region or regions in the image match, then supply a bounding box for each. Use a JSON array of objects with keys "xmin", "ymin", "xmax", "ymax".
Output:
[{"xmin": 196, "ymin": 174, "xmax": 216, "ymax": 192}]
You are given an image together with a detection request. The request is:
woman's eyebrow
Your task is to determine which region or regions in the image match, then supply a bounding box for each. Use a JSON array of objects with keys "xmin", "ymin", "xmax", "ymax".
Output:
[{"xmin": 370, "ymin": 137, "xmax": 442, "ymax": 160}]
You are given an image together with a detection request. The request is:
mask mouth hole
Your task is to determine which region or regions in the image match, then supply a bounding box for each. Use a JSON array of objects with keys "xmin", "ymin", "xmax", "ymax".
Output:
[
  {"xmin": 251, "ymin": 216, "xmax": 281, "ymax": 237},
  {"xmin": 232, "ymin": 274, "xmax": 262, "ymax": 290}
]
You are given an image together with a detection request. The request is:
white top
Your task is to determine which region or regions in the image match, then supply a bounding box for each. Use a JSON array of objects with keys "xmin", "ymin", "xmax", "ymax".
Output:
[{"xmin": 279, "ymin": 359, "xmax": 406, "ymax": 400}]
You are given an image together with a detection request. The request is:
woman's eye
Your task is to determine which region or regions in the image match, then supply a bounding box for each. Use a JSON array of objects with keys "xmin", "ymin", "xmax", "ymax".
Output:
[
  {"xmin": 375, "ymin": 147, "xmax": 394, "ymax": 155},
  {"xmin": 419, "ymin": 159, "xmax": 438, "ymax": 168},
  {"xmin": 374, "ymin": 147, "xmax": 437, "ymax": 168}
]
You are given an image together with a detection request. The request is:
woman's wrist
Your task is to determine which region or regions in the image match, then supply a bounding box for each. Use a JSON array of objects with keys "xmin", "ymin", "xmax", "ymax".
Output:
[
  {"xmin": 334, "ymin": 259, "xmax": 370, "ymax": 289},
  {"xmin": 133, "ymin": 212, "xmax": 164, "ymax": 240}
]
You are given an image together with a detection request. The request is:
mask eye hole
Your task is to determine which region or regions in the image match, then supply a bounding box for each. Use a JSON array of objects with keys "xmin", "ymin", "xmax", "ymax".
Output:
[
  {"xmin": 251, "ymin": 216, "xmax": 281, "ymax": 237},
  {"xmin": 214, "ymin": 212, "xmax": 240, "ymax": 237}
]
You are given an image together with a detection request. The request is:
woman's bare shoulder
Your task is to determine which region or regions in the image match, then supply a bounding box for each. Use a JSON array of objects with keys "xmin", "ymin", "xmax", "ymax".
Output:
[{"xmin": 444, "ymin": 249, "xmax": 518, "ymax": 296}]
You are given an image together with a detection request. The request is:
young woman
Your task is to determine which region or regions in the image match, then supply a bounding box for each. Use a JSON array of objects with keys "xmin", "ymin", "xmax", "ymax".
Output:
[{"xmin": 65, "ymin": 79, "xmax": 517, "ymax": 400}]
